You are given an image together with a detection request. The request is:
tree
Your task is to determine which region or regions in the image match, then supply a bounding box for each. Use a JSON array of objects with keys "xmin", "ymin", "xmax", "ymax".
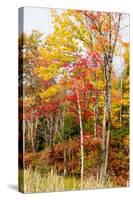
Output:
[{"xmin": 19, "ymin": 9, "xmax": 129, "ymax": 189}]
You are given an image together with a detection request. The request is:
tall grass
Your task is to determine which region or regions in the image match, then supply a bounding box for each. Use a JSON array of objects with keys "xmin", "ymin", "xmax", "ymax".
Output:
[{"xmin": 21, "ymin": 168, "xmax": 114, "ymax": 193}]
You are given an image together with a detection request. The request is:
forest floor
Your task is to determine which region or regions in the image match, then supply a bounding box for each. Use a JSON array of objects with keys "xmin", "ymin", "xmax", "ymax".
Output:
[{"xmin": 21, "ymin": 136, "xmax": 129, "ymax": 193}]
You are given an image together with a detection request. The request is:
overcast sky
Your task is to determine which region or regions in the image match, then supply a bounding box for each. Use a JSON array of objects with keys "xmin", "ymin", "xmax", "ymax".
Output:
[{"xmin": 23, "ymin": 7, "xmax": 62, "ymax": 35}]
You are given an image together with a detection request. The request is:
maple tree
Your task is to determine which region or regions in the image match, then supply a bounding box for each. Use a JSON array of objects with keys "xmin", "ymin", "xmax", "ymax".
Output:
[{"xmin": 19, "ymin": 9, "xmax": 129, "ymax": 190}]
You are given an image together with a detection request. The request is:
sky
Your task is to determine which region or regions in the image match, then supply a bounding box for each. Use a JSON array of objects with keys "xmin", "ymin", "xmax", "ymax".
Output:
[{"xmin": 23, "ymin": 7, "xmax": 62, "ymax": 35}]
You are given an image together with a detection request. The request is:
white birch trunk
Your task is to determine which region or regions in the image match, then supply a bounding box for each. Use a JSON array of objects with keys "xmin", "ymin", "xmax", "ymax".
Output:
[{"xmin": 75, "ymin": 84, "xmax": 84, "ymax": 189}]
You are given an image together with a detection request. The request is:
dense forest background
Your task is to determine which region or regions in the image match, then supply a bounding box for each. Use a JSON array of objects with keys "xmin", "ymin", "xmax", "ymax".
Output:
[{"xmin": 19, "ymin": 9, "xmax": 129, "ymax": 193}]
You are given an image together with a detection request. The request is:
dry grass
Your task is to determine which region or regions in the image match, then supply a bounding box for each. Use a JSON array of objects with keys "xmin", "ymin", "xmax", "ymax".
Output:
[
  {"xmin": 23, "ymin": 168, "xmax": 64, "ymax": 193},
  {"xmin": 20, "ymin": 168, "xmax": 115, "ymax": 193}
]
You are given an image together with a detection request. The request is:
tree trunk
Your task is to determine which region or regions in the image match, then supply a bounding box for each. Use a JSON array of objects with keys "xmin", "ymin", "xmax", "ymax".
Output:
[
  {"xmin": 23, "ymin": 119, "xmax": 26, "ymax": 152},
  {"xmin": 34, "ymin": 117, "xmax": 38, "ymax": 152},
  {"xmin": 50, "ymin": 115, "xmax": 54, "ymax": 164},
  {"xmin": 120, "ymin": 74, "xmax": 123, "ymax": 124},
  {"xmin": 100, "ymin": 53, "xmax": 109, "ymax": 182},
  {"xmin": 100, "ymin": 78, "xmax": 108, "ymax": 183},
  {"xmin": 100, "ymin": 13, "xmax": 113, "ymax": 184},
  {"xmin": 94, "ymin": 89, "xmax": 98, "ymax": 138},
  {"xmin": 64, "ymin": 148, "xmax": 67, "ymax": 176},
  {"xmin": 50, "ymin": 134, "xmax": 54, "ymax": 164},
  {"xmin": 30, "ymin": 109, "xmax": 35, "ymax": 153},
  {"xmin": 103, "ymin": 64, "xmax": 112, "ymax": 180},
  {"xmin": 27, "ymin": 119, "xmax": 31, "ymax": 142},
  {"xmin": 75, "ymin": 84, "xmax": 84, "ymax": 189}
]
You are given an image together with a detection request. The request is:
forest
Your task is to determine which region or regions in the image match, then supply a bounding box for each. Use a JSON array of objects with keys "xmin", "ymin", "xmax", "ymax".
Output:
[{"xmin": 19, "ymin": 9, "xmax": 129, "ymax": 193}]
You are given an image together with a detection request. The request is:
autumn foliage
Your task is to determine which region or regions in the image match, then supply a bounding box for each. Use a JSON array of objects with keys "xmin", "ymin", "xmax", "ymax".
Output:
[{"xmin": 19, "ymin": 9, "xmax": 129, "ymax": 191}]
